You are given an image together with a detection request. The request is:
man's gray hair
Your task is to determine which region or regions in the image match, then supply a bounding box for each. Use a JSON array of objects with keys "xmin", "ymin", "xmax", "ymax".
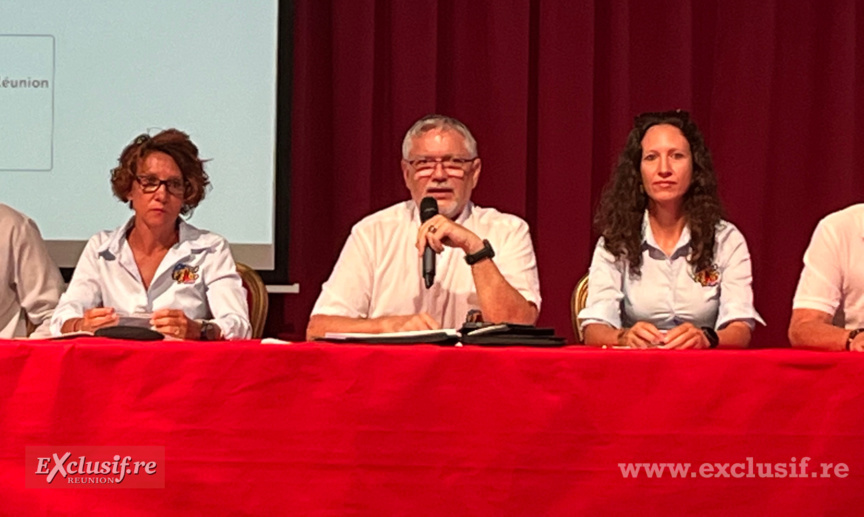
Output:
[{"xmin": 401, "ymin": 114, "xmax": 478, "ymax": 159}]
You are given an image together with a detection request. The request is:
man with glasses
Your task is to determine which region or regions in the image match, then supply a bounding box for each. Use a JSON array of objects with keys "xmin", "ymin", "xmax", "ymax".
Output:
[
  {"xmin": 0, "ymin": 204, "xmax": 64, "ymax": 338},
  {"xmin": 307, "ymin": 114, "xmax": 541, "ymax": 338}
]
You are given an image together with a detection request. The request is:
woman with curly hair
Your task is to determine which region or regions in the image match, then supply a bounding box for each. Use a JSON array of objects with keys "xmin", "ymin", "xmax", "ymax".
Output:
[
  {"xmin": 51, "ymin": 129, "xmax": 250, "ymax": 340},
  {"xmin": 579, "ymin": 110, "xmax": 763, "ymax": 349}
]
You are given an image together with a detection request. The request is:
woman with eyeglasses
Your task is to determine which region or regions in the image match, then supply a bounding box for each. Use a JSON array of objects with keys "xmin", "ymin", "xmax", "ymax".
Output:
[
  {"xmin": 51, "ymin": 129, "xmax": 251, "ymax": 340},
  {"xmin": 578, "ymin": 110, "xmax": 763, "ymax": 349}
]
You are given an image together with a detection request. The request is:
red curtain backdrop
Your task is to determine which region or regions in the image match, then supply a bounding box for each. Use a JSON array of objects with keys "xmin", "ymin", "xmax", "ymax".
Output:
[{"xmin": 270, "ymin": 0, "xmax": 864, "ymax": 345}]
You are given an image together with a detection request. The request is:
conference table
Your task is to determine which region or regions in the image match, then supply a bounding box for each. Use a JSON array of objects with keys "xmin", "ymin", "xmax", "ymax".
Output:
[{"xmin": 3, "ymin": 338, "xmax": 863, "ymax": 515}]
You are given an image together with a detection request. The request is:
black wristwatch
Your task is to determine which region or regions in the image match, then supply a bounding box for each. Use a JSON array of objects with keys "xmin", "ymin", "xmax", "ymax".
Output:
[
  {"xmin": 701, "ymin": 326, "xmax": 719, "ymax": 349},
  {"xmin": 846, "ymin": 328, "xmax": 864, "ymax": 350},
  {"xmin": 465, "ymin": 239, "xmax": 495, "ymax": 265},
  {"xmin": 198, "ymin": 320, "xmax": 218, "ymax": 341}
]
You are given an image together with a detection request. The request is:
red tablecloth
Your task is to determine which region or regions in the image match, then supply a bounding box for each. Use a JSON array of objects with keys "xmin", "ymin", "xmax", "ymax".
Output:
[{"xmin": 2, "ymin": 339, "xmax": 863, "ymax": 515}]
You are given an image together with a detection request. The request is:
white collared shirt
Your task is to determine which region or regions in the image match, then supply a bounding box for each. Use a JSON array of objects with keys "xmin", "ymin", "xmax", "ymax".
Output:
[
  {"xmin": 793, "ymin": 204, "xmax": 864, "ymax": 328},
  {"xmin": 50, "ymin": 218, "xmax": 251, "ymax": 339},
  {"xmin": 0, "ymin": 204, "xmax": 64, "ymax": 338},
  {"xmin": 579, "ymin": 212, "xmax": 764, "ymax": 331},
  {"xmin": 311, "ymin": 200, "xmax": 542, "ymax": 328}
]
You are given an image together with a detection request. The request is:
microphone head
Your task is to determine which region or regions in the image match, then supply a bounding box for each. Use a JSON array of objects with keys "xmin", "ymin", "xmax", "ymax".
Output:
[{"xmin": 420, "ymin": 196, "xmax": 439, "ymax": 223}]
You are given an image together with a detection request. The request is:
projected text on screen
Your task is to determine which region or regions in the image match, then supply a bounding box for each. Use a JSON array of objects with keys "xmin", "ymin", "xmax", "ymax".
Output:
[
  {"xmin": 0, "ymin": 0, "xmax": 279, "ymax": 269},
  {"xmin": 0, "ymin": 34, "xmax": 53, "ymax": 171}
]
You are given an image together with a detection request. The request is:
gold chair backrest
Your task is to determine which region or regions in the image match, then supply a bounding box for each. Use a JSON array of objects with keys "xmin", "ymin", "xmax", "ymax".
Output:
[
  {"xmin": 570, "ymin": 274, "xmax": 589, "ymax": 343},
  {"xmin": 236, "ymin": 262, "xmax": 269, "ymax": 339}
]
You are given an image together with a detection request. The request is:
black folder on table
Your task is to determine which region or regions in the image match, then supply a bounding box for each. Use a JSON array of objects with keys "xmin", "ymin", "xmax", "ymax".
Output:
[
  {"xmin": 458, "ymin": 323, "xmax": 567, "ymax": 347},
  {"xmin": 94, "ymin": 326, "xmax": 165, "ymax": 341}
]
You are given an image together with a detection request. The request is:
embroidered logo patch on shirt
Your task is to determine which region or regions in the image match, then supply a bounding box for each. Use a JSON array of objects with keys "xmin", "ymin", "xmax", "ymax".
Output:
[
  {"xmin": 172, "ymin": 263, "xmax": 200, "ymax": 284},
  {"xmin": 692, "ymin": 264, "xmax": 720, "ymax": 287}
]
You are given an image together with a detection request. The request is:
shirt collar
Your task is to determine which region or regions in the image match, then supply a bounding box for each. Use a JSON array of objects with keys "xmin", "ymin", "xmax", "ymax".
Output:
[
  {"xmin": 641, "ymin": 210, "xmax": 691, "ymax": 255},
  {"xmin": 97, "ymin": 217, "xmax": 213, "ymax": 258}
]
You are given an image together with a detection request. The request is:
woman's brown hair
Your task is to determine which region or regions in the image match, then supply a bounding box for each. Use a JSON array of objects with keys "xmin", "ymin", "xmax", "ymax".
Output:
[
  {"xmin": 594, "ymin": 110, "xmax": 724, "ymax": 275},
  {"xmin": 110, "ymin": 129, "xmax": 210, "ymax": 216}
]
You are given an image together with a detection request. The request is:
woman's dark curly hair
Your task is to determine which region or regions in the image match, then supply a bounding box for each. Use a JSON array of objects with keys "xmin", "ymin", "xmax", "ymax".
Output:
[
  {"xmin": 110, "ymin": 129, "xmax": 210, "ymax": 217},
  {"xmin": 594, "ymin": 110, "xmax": 724, "ymax": 275}
]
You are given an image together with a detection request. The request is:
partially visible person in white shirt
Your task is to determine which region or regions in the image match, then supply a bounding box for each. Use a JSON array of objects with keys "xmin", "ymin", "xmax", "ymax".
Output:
[
  {"xmin": 579, "ymin": 110, "xmax": 763, "ymax": 349},
  {"xmin": 307, "ymin": 114, "xmax": 541, "ymax": 339},
  {"xmin": 51, "ymin": 129, "xmax": 250, "ymax": 340},
  {"xmin": 0, "ymin": 203, "xmax": 64, "ymax": 338},
  {"xmin": 789, "ymin": 204, "xmax": 864, "ymax": 351}
]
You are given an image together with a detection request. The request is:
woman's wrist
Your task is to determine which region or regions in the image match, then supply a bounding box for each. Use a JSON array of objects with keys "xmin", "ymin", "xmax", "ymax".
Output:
[{"xmin": 701, "ymin": 326, "xmax": 719, "ymax": 348}]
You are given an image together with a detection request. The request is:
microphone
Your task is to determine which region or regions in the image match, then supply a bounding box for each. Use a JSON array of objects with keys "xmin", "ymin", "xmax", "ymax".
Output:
[{"xmin": 420, "ymin": 197, "xmax": 438, "ymax": 289}]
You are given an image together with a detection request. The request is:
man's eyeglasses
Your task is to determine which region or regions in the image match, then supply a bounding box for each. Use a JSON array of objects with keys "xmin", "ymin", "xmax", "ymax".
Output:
[
  {"xmin": 405, "ymin": 156, "xmax": 477, "ymax": 178},
  {"xmin": 135, "ymin": 175, "xmax": 186, "ymax": 196}
]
